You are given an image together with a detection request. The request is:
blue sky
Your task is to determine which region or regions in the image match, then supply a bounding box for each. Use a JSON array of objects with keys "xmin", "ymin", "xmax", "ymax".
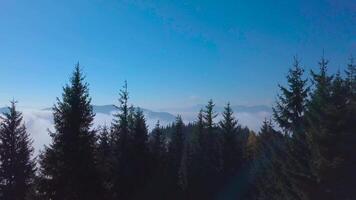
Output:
[{"xmin": 0, "ymin": 0, "xmax": 354, "ymax": 109}]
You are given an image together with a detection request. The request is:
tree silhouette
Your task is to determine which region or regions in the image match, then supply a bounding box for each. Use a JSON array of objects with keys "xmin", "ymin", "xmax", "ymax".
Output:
[
  {"xmin": 38, "ymin": 64, "xmax": 103, "ymax": 200},
  {"xmin": 0, "ymin": 101, "xmax": 35, "ymax": 200}
]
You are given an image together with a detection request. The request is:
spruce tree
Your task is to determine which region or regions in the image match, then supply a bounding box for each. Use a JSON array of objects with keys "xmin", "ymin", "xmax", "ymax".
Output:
[
  {"xmin": 112, "ymin": 81, "xmax": 130, "ymax": 151},
  {"xmin": 203, "ymin": 99, "xmax": 221, "ymax": 173},
  {"xmin": 186, "ymin": 109, "xmax": 204, "ymax": 199},
  {"xmin": 110, "ymin": 82, "xmax": 133, "ymax": 199},
  {"xmin": 307, "ymin": 55, "xmax": 333, "ymax": 124},
  {"xmin": 96, "ymin": 126, "xmax": 113, "ymax": 200},
  {"xmin": 251, "ymin": 119, "xmax": 291, "ymax": 200},
  {"xmin": 204, "ymin": 100, "xmax": 218, "ymax": 132},
  {"xmin": 219, "ymin": 103, "xmax": 240, "ymax": 177},
  {"xmin": 273, "ymin": 57, "xmax": 313, "ymax": 199},
  {"xmin": 310, "ymin": 70, "xmax": 356, "ymax": 199},
  {"xmin": 168, "ymin": 115, "xmax": 185, "ymax": 197},
  {"xmin": 148, "ymin": 121, "xmax": 167, "ymax": 198},
  {"xmin": 130, "ymin": 108, "xmax": 149, "ymax": 198},
  {"xmin": 199, "ymin": 100, "xmax": 222, "ymax": 198},
  {"xmin": 38, "ymin": 64, "xmax": 103, "ymax": 200},
  {"xmin": 0, "ymin": 101, "xmax": 35, "ymax": 200},
  {"xmin": 306, "ymin": 56, "xmax": 334, "ymax": 197},
  {"xmin": 273, "ymin": 57, "xmax": 309, "ymax": 137},
  {"xmin": 150, "ymin": 121, "xmax": 166, "ymax": 170}
]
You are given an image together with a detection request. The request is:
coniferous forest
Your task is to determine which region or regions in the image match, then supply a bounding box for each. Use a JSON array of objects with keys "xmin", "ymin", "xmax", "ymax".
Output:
[{"xmin": 0, "ymin": 56, "xmax": 355, "ymax": 200}]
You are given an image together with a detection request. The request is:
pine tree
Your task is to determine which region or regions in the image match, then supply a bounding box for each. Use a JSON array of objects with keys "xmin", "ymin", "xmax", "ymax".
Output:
[
  {"xmin": 129, "ymin": 108, "xmax": 149, "ymax": 198},
  {"xmin": 186, "ymin": 109, "xmax": 204, "ymax": 199},
  {"xmin": 0, "ymin": 101, "xmax": 36, "ymax": 200},
  {"xmin": 112, "ymin": 81, "xmax": 130, "ymax": 151},
  {"xmin": 203, "ymin": 99, "xmax": 221, "ymax": 174},
  {"xmin": 110, "ymin": 82, "xmax": 133, "ymax": 200},
  {"xmin": 273, "ymin": 57, "xmax": 309, "ymax": 137},
  {"xmin": 309, "ymin": 70, "xmax": 356, "ymax": 199},
  {"xmin": 204, "ymin": 100, "xmax": 218, "ymax": 132},
  {"xmin": 196, "ymin": 100, "xmax": 222, "ymax": 198},
  {"xmin": 150, "ymin": 121, "xmax": 166, "ymax": 169},
  {"xmin": 306, "ymin": 56, "xmax": 334, "ymax": 197},
  {"xmin": 251, "ymin": 119, "xmax": 291, "ymax": 200},
  {"xmin": 273, "ymin": 57, "xmax": 313, "ymax": 199},
  {"xmin": 168, "ymin": 115, "xmax": 186, "ymax": 199},
  {"xmin": 96, "ymin": 126, "xmax": 113, "ymax": 200},
  {"xmin": 38, "ymin": 64, "xmax": 103, "ymax": 200},
  {"xmin": 219, "ymin": 103, "xmax": 240, "ymax": 176},
  {"xmin": 147, "ymin": 121, "xmax": 168, "ymax": 198},
  {"xmin": 168, "ymin": 115, "xmax": 185, "ymax": 197},
  {"xmin": 193, "ymin": 109, "xmax": 204, "ymax": 150}
]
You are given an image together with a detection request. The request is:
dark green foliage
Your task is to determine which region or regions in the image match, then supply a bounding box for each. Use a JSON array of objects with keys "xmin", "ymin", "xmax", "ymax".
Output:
[
  {"xmin": 219, "ymin": 103, "xmax": 240, "ymax": 176},
  {"xmin": 273, "ymin": 57, "xmax": 314, "ymax": 199},
  {"xmin": 187, "ymin": 100, "xmax": 223, "ymax": 199},
  {"xmin": 273, "ymin": 57, "xmax": 309, "ymax": 136},
  {"xmin": 38, "ymin": 64, "xmax": 103, "ymax": 200},
  {"xmin": 306, "ymin": 58, "xmax": 356, "ymax": 199},
  {"xmin": 149, "ymin": 121, "xmax": 166, "ymax": 170},
  {"xmin": 110, "ymin": 81, "xmax": 133, "ymax": 200},
  {"xmin": 306, "ymin": 56, "xmax": 334, "ymax": 197},
  {"xmin": 96, "ymin": 126, "xmax": 113, "ymax": 200},
  {"xmin": 250, "ymin": 119, "xmax": 292, "ymax": 200},
  {"xmin": 0, "ymin": 101, "xmax": 35, "ymax": 200},
  {"xmin": 147, "ymin": 121, "xmax": 169, "ymax": 198},
  {"xmin": 130, "ymin": 108, "xmax": 149, "ymax": 197},
  {"xmin": 167, "ymin": 115, "xmax": 186, "ymax": 198},
  {"xmin": 1, "ymin": 56, "xmax": 355, "ymax": 200}
]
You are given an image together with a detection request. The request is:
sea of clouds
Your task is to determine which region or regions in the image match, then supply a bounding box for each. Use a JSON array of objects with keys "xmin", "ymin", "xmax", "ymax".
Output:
[{"xmin": 2, "ymin": 107, "xmax": 271, "ymax": 155}]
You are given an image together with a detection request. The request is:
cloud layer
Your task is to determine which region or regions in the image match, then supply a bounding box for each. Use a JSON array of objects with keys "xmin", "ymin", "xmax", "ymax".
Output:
[{"xmin": 1, "ymin": 106, "xmax": 272, "ymax": 155}]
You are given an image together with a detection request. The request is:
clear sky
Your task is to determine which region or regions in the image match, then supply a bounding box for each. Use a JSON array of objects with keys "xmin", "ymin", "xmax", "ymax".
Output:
[{"xmin": 0, "ymin": 0, "xmax": 354, "ymax": 109}]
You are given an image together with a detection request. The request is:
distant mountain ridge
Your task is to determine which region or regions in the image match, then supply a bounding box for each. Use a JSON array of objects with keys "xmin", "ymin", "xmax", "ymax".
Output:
[
  {"xmin": 164, "ymin": 104, "xmax": 272, "ymax": 113},
  {"xmin": 41, "ymin": 105, "xmax": 177, "ymax": 122},
  {"xmin": 92, "ymin": 105, "xmax": 177, "ymax": 121},
  {"xmin": 2, "ymin": 104, "xmax": 272, "ymax": 116},
  {"xmin": 0, "ymin": 107, "xmax": 8, "ymax": 113}
]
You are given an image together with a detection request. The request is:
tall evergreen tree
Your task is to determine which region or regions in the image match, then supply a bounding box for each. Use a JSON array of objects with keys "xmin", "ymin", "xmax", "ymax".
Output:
[
  {"xmin": 273, "ymin": 57, "xmax": 309, "ymax": 137},
  {"xmin": 168, "ymin": 115, "xmax": 185, "ymax": 198},
  {"xmin": 0, "ymin": 101, "xmax": 35, "ymax": 200},
  {"xmin": 110, "ymin": 81, "xmax": 133, "ymax": 199},
  {"xmin": 112, "ymin": 81, "xmax": 130, "ymax": 150},
  {"xmin": 194, "ymin": 109, "xmax": 205, "ymax": 150},
  {"xmin": 306, "ymin": 56, "xmax": 334, "ymax": 196},
  {"xmin": 130, "ymin": 108, "xmax": 149, "ymax": 198},
  {"xmin": 250, "ymin": 119, "xmax": 292, "ymax": 200},
  {"xmin": 203, "ymin": 99, "xmax": 221, "ymax": 174},
  {"xmin": 273, "ymin": 57, "xmax": 313, "ymax": 199},
  {"xmin": 219, "ymin": 103, "xmax": 240, "ymax": 176},
  {"xmin": 38, "ymin": 64, "xmax": 103, "ymax": 200},
  {"xmin": 96, "ymin": 125, "xmax": 113, "ymax": 200},
  {"xmin": 197, "ymin": 100, "xmax": 222, "ymax": 198},
  {"xmin": 309, "ymin": 70, "xmax": 356, "ymax": 199},
  {"xmin": 204, "ymin": 100, "xmax": 218, "ymax": 132},
  {"xmin": 150, "ymin": 121, "xmax": 166, "ymax": 170},
  {"xmin": 186, "ymin": 109, "xmax": 204, "ymax": 199},
  {"xmin": 308, "ymin": 57, "xmax": 332, "ymax": 120}
]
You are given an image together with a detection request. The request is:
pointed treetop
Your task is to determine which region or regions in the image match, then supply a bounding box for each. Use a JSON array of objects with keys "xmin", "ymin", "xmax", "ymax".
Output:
[
  {"xmin": 204, "ymin": 99, "xmax": 218, "ymax": 130},
  {"xmin": 219, "ymin": 102, "xmax": 238, "ymax": 133}
]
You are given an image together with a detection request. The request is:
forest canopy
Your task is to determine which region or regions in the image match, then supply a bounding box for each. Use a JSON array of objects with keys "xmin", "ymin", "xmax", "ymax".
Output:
[{"xmin": 0, "ymin": 56, "xmax": 355, "ymax": 200}]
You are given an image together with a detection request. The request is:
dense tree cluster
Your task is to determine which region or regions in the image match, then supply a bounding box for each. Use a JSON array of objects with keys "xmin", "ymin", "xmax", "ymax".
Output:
[{"xmin": 0, "ymin": 57, "xmax": 355, "ymax": 199}]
